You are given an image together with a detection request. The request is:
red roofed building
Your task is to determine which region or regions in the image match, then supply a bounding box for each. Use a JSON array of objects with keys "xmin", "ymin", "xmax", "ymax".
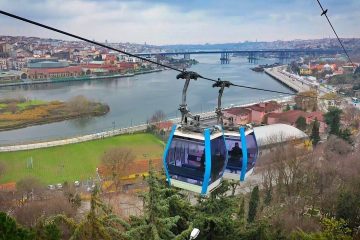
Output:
[
  {"xmin": 104, "ymin": 54, "xmax": 117, "ymax": 64},
  {"xmin": 81, "ymin": 62, "xmax": 121, "ymax": 75},
  {"xmin": 24, "ymin": 66, "xmax": 83, "ymax": 80},
  {"xmin": 222, "ymin": 101, "xmax": 282, "ymax": 125},
  {"xmin": 266, "ymin": 110, "xmax": 308, "ymax": 126},
  {"xmin": 223, "ymin": 107, "xmax": 251, "ymax": 125},
  {"xmin": 156, "ymin": 121, "xmax": 173, "ymax": 131},
  {"xmin": 266, "ymin": 110, "xmax": 327, "ymax": 133},
  {"xmin": 247, "ymin": 101, "xmax": 282, "ymax": 124},
  {"xmin": 0, "ymin": 182, "xmax": 16, "ymax": 192},
  {"xmin": 118, "ymin": 62, "xmax": 138, "ymax": 72}
]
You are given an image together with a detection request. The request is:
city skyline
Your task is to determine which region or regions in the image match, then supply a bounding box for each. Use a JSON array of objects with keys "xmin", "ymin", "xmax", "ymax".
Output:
[{"xmin": 0, "ymin": 0, "xmax": 359, "ymax": 45}]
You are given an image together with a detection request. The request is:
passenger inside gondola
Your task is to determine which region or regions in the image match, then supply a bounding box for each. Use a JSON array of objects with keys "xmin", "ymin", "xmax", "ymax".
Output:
[{"xmin": 225, "ymin": 138, "xmax": 243, "ymax": 173}]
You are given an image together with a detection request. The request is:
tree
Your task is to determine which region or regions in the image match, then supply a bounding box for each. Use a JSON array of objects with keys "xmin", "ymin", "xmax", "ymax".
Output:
[
  {"xmin": 123, "ymin": 165, "xmax": 189, "ymax": 240},
  {"xmin": 14, "ymin": 196, "xmax": 75, "ymax": 227},
  {"xmin": 66, "ymin": 95, "xmax": 91, "ymax": 114},
  {"xmin": 193, "ymin": 181, "xmax": 237, "ymax": 239},
  {"xmin": 52, "ymin": 187, "xmax": 130, "ymax": 240},
  {"xmin": 7, "ymin": 102, "xmax": 18, "ymax": 114},
  {"xmin": 16, "ymin": 177, "xmax": 43, "ymax": 202},
  {"xmin": 310, "ymin": 118, "xmax": 321, "ymax": 146},
  {"xmin": 295, "ymin": 91, "xmax": 318, "ymax": 111},
  {"xmin": 339, "ymin": 128, "xmax": 352, "ymax": 144},
  {"xmin": 324, "ymin": 107, "xmax": 342, "ymax": 135},
  {"xmin": 248, "ymin": 186, "xmax": 260, "ymax": 223},
  {"xmin": 336, "ymin": 190, "xmax": 360, "ymax": 229},
  {"xmin": 101, "ymin": 147, "xmax": 135, "ymax": 191},
  {"xmin": 0, "ymin": 212, "xmax": 34, "ymax": 240},
  {"xmin": 285, "ymin": 104, "xmax": 291, "ymax": 111},
  {"xmin": 264, "ymin": 184, "xmax": 272, "ymax": 206},
  {"xmin": 148, "ymin": 110, "xmax": 167, "ymax": 133},
  {"xmin": 34, "ymin": 218, "xmax": 61, "ymax": 240},
  {"xmin": 291, "ymin": 218, "xmax": 352, "ymax": 240},
  {"xmin": 149, "ymin": 110, "xmax": 166, "ymax": 123},
  {"xmin": 295, "ymin": 116, "xmax": 307, "ymax": 131},
  {"xmin": 237, "ymin": 197, "xmax": 246, "ymax": 222}
]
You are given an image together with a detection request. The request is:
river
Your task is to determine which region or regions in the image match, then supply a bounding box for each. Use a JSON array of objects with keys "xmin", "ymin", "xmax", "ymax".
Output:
[{"xmin": 0, "ymin": 55, "xmax": 293, "ymax": 145}]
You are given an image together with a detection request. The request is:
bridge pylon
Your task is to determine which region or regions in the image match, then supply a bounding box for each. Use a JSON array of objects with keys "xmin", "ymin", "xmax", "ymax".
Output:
[
  {"xmin": 248, "ymin": 52, "xmax": 258, "ymax": 64},
  {"xmin": 220, "ymin": 52, "xmax": 230, "ymax": 64}
]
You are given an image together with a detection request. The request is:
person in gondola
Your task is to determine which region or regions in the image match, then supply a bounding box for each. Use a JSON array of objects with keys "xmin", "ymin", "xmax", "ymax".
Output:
[{"xmin": 229, "ymin": 142, "xmax": 242, "ymax": 173}]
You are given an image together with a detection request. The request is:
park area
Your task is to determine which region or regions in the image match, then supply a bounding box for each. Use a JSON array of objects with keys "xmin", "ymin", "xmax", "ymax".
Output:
[
  {"xmin": 0, "ymin": 133, "xmax": 164, "ymax": 185},
  {"xmin": 0, "ymin": 96, "xmax": 109, "ymax": 131}
]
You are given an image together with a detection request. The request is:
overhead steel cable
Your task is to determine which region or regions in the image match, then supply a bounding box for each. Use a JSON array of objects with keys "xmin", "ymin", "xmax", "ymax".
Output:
[
  {"xmin": 0, "ymin": 9, "xmax": 330, "ymax": 100},
  {"xmin": 315, "ymin": 0, "xmax": 356, "ymax": 67}
]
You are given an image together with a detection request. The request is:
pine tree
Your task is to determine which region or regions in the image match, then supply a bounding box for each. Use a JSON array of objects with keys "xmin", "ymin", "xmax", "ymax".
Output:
[
  {"xmin": 237, "ymin": 197, "xmax": 245, "ymax": 222},
  {"xmin": 123, "ymin": 163, "xmax": 189, "ymax": 240},
  {"xmin": 193, "ymin": 181, "xmax": 237, "ymax": 239},
  {"xmin": 310, "ymin": 118, "xmax": 321, "ymax": 146},
  {"xmin": 295, "ymin": 116, "xmax": 307, "ymax": 131},
  {"xmin": 0, "ymin": 212, "xmax": 34, "ymax": 240},
  {"xmin": 51, "ymin": 187, "xmax": 130, "ymax": 240},
  {"xmin": 247, "ymin": 186, "xmax": 259, "ymax": 223},
  {"xmin": 324, "ymin": 107, "xmax": 342, "ymax": 135},
  {"xmin": 339, "ymin": 128, "xmax": 352, "ymax": 144}
]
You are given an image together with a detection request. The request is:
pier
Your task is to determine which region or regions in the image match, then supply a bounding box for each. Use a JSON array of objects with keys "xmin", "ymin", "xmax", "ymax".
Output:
[{"xmin": 264, "ymin": 66, "xmax": 312, "ymax": 92}]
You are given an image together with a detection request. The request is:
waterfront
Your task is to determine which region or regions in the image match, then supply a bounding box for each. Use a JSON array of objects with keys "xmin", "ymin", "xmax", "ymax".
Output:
[{"xmin": 0, "ymin": 55, "xmax": 293, "ymax": 145}]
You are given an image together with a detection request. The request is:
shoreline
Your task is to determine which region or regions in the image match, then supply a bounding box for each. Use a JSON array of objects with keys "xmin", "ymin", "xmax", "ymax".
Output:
[
  {"xmin": 0, "ymin": 95, "xmax": 293, "ymax": 150},
  {"xmin": 0, "ymin": 69, "xmax": 163, "ymax": 88}
]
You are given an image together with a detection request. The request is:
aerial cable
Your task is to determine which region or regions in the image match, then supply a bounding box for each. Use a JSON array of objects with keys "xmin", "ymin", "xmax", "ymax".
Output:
[
  {"xmin": 315, "ymin": 0, "xmax": 356, "ymax": 67},
  {"xmin": 0, "ymin": 9, "xmax": 332, "ymax": 100}
]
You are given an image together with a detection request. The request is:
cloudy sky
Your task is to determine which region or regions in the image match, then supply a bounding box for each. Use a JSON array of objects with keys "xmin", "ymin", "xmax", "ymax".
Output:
[{"xmin": 0, "ymin": 0, "xmax": 359, "ymax": 45}]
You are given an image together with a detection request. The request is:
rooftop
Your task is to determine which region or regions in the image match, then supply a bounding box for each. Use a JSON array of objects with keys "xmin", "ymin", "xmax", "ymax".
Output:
[{"xmin": 253, "ymin": 123, "xmax": 308, "ymax": 147}]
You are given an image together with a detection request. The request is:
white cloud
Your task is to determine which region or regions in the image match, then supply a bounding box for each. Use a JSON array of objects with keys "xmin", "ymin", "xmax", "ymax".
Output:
[{"xmin": 0, "ymin": 0, "xmax": 359, "ymax": 44}]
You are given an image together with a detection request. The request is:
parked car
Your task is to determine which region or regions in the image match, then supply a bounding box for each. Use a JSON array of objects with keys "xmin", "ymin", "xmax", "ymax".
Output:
[
  {"xmin": 74, "ymin": 181, "xmax": 80, "ymax": 187},
  {"xmin": 48, "ymin": 185, "xmax": 55, "ymax": 190},
  {"xmin": 56, "ymin": 183, "xmax": 63, "ymax": 190}
]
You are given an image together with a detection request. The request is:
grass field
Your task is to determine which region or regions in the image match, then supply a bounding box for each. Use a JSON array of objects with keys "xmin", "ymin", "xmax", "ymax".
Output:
[
  {"xmin": 0, "ymin": 133, "xmax": 164, "ymax": 185},
  {"xmin": 16, "ymin": 99, "xmax": 46, "ymax": 110}
]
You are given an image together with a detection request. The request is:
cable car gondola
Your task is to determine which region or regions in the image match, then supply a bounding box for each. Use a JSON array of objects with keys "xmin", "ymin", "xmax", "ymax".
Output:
[
  {"xmin": 163, "ymin": 72, "xmax": 228, "ymax": 195},
  {"xmin": 212, "ymin": 80, "xmax": 259, "ymax": 182}
]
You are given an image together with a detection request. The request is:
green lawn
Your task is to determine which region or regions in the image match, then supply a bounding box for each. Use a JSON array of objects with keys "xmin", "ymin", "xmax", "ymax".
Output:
[
  {"xmin": 16, "ymin": 99, "xmax": 46, "ymax": 110},
  {"xmin": 0, "ymin": 133, "xmax": 164, "ymax": 185}
]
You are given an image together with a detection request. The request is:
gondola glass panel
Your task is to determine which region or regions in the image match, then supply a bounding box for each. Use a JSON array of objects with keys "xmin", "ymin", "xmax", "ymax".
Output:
[
  {"xmin": 166, "ymin": 137, "xmax": 205, "ymax": 186},
  {"xmin": 209, "ymin": 136, "xmax": 227, "ymax": 184},
  {"xmin": 223, "ymin": 129, "xmax": 258, "ymax": 181}
]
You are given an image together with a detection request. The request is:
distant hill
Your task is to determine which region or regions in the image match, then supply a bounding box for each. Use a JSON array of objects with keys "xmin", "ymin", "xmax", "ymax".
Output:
[{"xmin": 160, "ymin": 38, "xmax": 360, "ymax": 52}]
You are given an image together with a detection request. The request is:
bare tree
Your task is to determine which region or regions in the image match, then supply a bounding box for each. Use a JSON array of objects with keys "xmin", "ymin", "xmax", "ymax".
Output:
[
  {"xmin": 16, "ymin": 177, "xmax": 44, "ymax": 202},
  {"xmin": 66, "ymin": 95, "xmax": 91, "ymax": 114},
  {"xmin": 149, "ymin": 110, "xmax": 166, "ymax": 123},
  {"xmin": 295, "ymin": 90, "xmax": 318, "ymax": 111},
  {"xmin": 101, "ymin": 147, "xmax": 135, "ymax": 191},
  {"xmin": 14, "ymin": 195, "xmax": 75, "ymax": 227},
  {"xmin": 7, "ymin": 102, "xmax": 17, "ymax": 114}
]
